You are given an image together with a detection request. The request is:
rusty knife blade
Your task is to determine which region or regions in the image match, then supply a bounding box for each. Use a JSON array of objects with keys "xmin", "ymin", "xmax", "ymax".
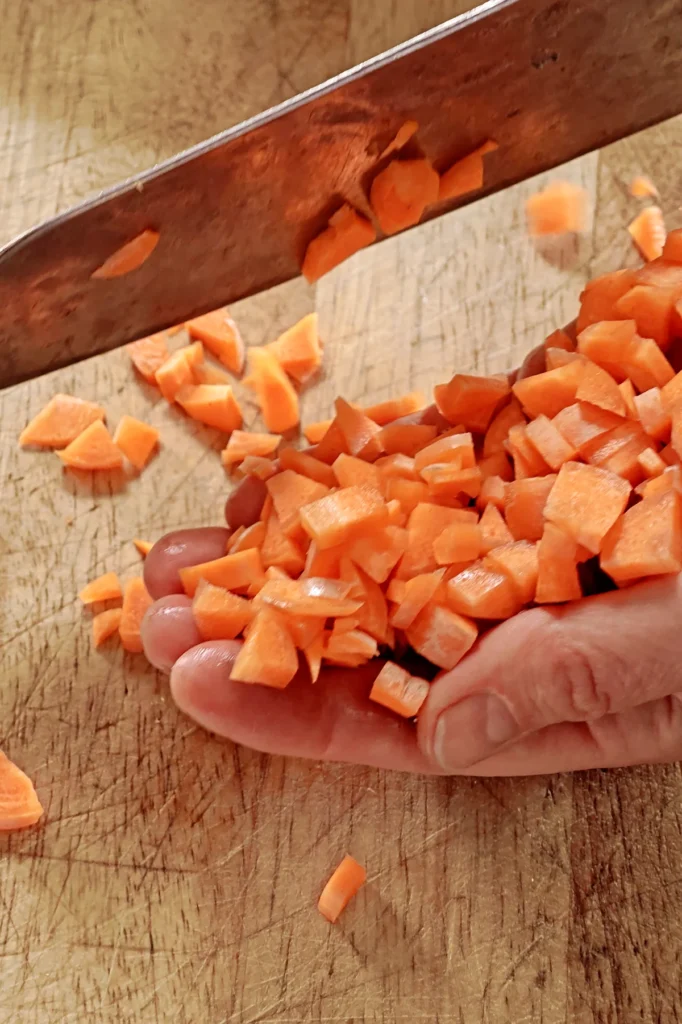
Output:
[{"xmin": 1, "ymin": 0, "xmax": 682, "ymax": 387}]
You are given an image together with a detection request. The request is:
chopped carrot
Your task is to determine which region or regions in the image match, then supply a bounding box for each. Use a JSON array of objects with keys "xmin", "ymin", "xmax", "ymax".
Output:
[
  {"xmin": 477, "ymin": 474, "xmax": 507, "ymax": 510},
  {"xmin": 370, "ymin": 158, "xmax": 439, "ymax": 235},
  {"xmin": 479, "ymin": 454, "xmax": 513, "ymax": 486},
  {"xmin": 389, "ymin": 569, "xmax": 446, "ymax": 629},
  {"xmin": 397, "ymin": 503, "xmax": 477, "ymax": 579},
  {"xmin": 478, "ymin": 503, "xmax": 514, "ymax": 553},
  {"xmin": 155, "ymin": 344, "xmax": 203, "ymax": 402},
  {"xmin": 192, "ymin": 580, "xmax": 253, "ymax": 640},
  {"xmin": 255, "ymin": 577, "xmax": 362, "ymax": 618},
  {"xmin": 279, "ymin": 446, "xmax": 336, "ymax": 487},
  {"xmin": 483, "ymin": 398, "xmax": 527, "ymax": 457},
  {"xmin": 248, "ymin": 347, "xmax": 300, "ymax": 432},
  {"xmin": 236, "ymin": 455, "xmax": 278, "ymax": 480},
  {"xmin": 302, "ymin": 204, "xmax": 376, "ymax": 283},
  {"xmin": 447, "ymin": 562, "xmax": 522, "ymax": 620},
  {"xmin": 379, "ymin": 423, "xmax": 438, "ymax": 457},
  {"xmin": 364, "ymin": 392, "xmax": 426, "ymax": 425},
  {"xmin": 545, "ymin": 348, "xmax": 583, "ymax": 371},
  {"xmin": 300, "ymin": 485, "xmax": 387, "ymax": 550},
  {"xmin": 260, "ymin": 513, "xmax": 306, "ymax": 576},
  {"xmin": 526, "ymin": 181, "xmax": 588, "ymax": 236},
  {"xmin": 433, "ymin": 521, "xmax": 482, "ymax": 565},
  {"xmin": 483, "ymin": 540, "xmax": 539, "ymax": 604},
  {"xmin": 544, "ymin": 461, "xmax": 631, "ymax": 554},
  {"xmin": 332, "ymin": 452, "xmax": 382, "ymax": 492},
  {"xmin": 438, "ymin": 140, "xmax": 498, "ymax": 201},
  {"xmin": 582, "ymin": 420, "xmax": 654, "ymax": 484},
  {"xmin": 434, "ymin": 373, "xmax": 509, "ymax": 433},
  {"xmin": 179, "ymin": 547, "xmax": 264, "ymax": 597},
  {"xmin": 185, "ymin": 308, "xmax": 245, "ymax": 374},
  {"xmin": 79, "ymin": 571, "xmax": 122, "ymax": 605},
  {"xmin": 577, "ymin": 269, "xmax": 639, "ymax": 334},
  {"xmin": 414, "ymin": 432, "xmax": 475, "ymax": 474},
  {"xmin": 513, "ymin": 361, "xmax": 584, "ymax": 419},
  {"xmin": 421, "ymin": 463, "xmax": 482, "ymax": 499},
  {"xmin": 662, "ymin": 228, "xmax": 682, "ymax": 263},
  {"xmin": 92, "ymin": 607, "xmax": 123, "ymax": 648},
  {"xmin": 318, "ymin": 854, "xmax": 367, "ymax": 923},
  {"xmin": 339, "ymin": 560, "xmax": 389, "ymax": 643},
  {"xmin": 325, "ymin": 626, "xmax": 378, "ymax": 666},
  {"xmin": 221, "ymin": 430, "xmax": 281, "ymax": 467},
  {"xmin": 313, "ymin": 420, "xmax": 349, "ymax": 465},
  {"xmin": 543, "ymin": 328, "xmax": 575, "ymax": 354},
  {"xmin": 57, "ymin": 420, "xmax": 124, "ymax": 471},
  {"xmin": 525, "ymin": 414, "xmax": 577, "ymax": 469},
  {"xmin": 113, "ymin": 415, "xmax": 159, "ymax": 470},
  {"xmin": 267, "ymin": 470, "xmax": 329, "ymax": 540},
  {"xmin": 671, "ymin": 405, "xmax": 682, "ymax": 461},
  {"xmin": 266, "ymin": 313, "xmax": 322, "ymax": 385},
  {"xmin": 231, "ymin": 607, "xmax": 299, "ymax": 688},
  {"xmin": 629, "ymin": 175, "xmax": 659, "ymax": 199},
  {"xmin": 578, "ymin": 320, "xmax": 674, "ymax": 391},
  {"xmin": 384, "ymin": 477, "xmax": 430, "ymax": 516},
  {"xmin": 228, "ymin": 521, "xmax": 266, "ymax": 554},
  {"xmin": 303, "ymin": 419, "xmax": 333, "ymax": 444},
  {"xmin": 619, "ymin": 379, "xmax": 638, "ymax": 418},
  {"xmin": 369, "ymin": 662, "xmax": 429, "ymax": 718},
  {"xmin": 119, "ymin": 577, "xmax": 153, "ymax": 653},
  {"xmin": 575, "ymin": 361, "xmax": 627, "ymax": 416},
  {"xmin": 334, "ymin": 398, "xmax": 384, "ymax": 461},
  {"xmin": 601, "ymin": 490, "xmax": 682, "ymax": 584},
  {"xmin": 535, "ymin": 523, "xmax": 582, "ymax": 603},
  {"xmin": 177, "ymin": 384, "xmax": 243, "ymax": 432},
  {"xmin": 406, "ymin": 602, "xmax": 478, "ymax": 670},
  {"xmin": 91, "ymin": 229, "xmax": 159, "ymax": 279},
  {"xmin": 614, "ymin": 284, "xmax": 679, "ymax": 350},
  {"xmin": 637, "ymin": 447, "xmax": 666, "ymax": 479},
  {"xmin": 633, "ymin": 388, "xmax": 671, "ymax": 442},
  {"xmin": 133, "ymin": 538, "xmax": 154, "ymax": 557},
  {"xmin": 552, "ymin": 402, "xmax": 624, "ymax": 455},
  {"xmin": 504, "ymin": 475, "xmax": 557, "ymax": 542},
  {"xmin": 628, "ymin": 206, "xmax": 666, "ymax": 261},
  {"xmin": 636, "ymin": 257, "xmax": 682, "ymax": 290},
  {"xmin": 345, "ymin": 525, "xmax": 407, "ymax": 583},
  {"xmin": 19, "ymin": 394, "xmax": 106, "ymax": 449},
  {"xmin": 375, "ymin": 453, "xmax": 418, "ymax": 480},
  {"xmin": 192, "ymin": 361, "xmax": 233, "ymax": 385},
  {"xmin": 506, "ymin": 423, "xmax": 553, "ymax": 479},
  {"xmin": 0, "ymin": 751, "xmax": 44, "ymax": 831},
  {"xmin": 127, "ymin": 333, "xmax": 170, "ymax": 384},
  {"xmin": 380, "ymin": 119, "xmax": 419, "ymax": 158}
]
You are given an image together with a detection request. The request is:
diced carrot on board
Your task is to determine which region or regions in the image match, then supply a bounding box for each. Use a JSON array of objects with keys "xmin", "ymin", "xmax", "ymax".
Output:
[
  {"xmin": 185, "ymin": 308, "xmax": 245, "ymax": 374},
  {"xmin": 303, "ymin": 419, "xmax": 333, "ymax": 445},
  {"xmin": 397, "ymin": 503, "xmax": 477, "ymax": 579},
  {"xmin": 601, "ymin": 490, "xmax": 682, "ymax": 584},
  {"xmin": 535, "ymin": 523, "xmax": 582, "ymax": 604},
  {"xmin": 483, "ymin": 540, "xmax": 539, "ymax": 604},
  {"xmin": 119, "ymin": 577, "xmax": 153, "ymax": 653},
  {"xmin": 260, "ymin": 513, "xmax": 306, "ymax": 576},
  {"xmin": 133, "ymin": 539, "xmax": 154, "ymax": 557},
  {"xmin": 364, "ymin": 391, "xmax": 426, "ymax": 425},
  {"xmin": 633, "ymin": 388, "xmax": 671, "ymax": 442},
  {"xmin": 526, "ymin": 181, "xmax": 588, "ymax": 236},
  {"xmin": 57, "ymin": 420, "xmax": 124, "ymax": 471},
  {"xmin": 255, "ymin": 577, "xmax": 362, "ymax": 618},
  {"xmin": 525, "ymin": 414, "xmax": 577, "ymax": 470},
  {"xmin": 438, "ymin": 140, "xmax": 498, "ymax": 201},
  {"xmin": 155, "ymin": 344, "xmax": 203, "ymax": 402},
  {"xmin": 332, "ymin": 452, "xmax": 382, "ymax": 492},
  {"xmin": 379, "ymin": 423, "xmax": 438, "ymax": 457},
  {"xmin": 513, "ymin": 361, "xmax": 584, "ymax": 419},
  {"xmin": 575, "ymin": 361, "xmax": 627, "ymax": 416},
  {"xmin": 504, "ymin": 475, "xmax": 557, "ymax": 542},
  {"xmin": 447, "ymin": 563, "xmax": 523, "ymax": 620},
  {"xmin": 127, "ymin": 333, "xmax": 170, "ymax": 384},
  {"xmin": 483, "ymin": 398, "xmax": 527, "ymax": 457},
  {"xmin": 662, "ymin": 228, "xmax": 682, "ymax": 263},
  {"xmin": 302, "ymin": 204, "xmax": 376, "ymax": 283},
  {"xmin": 91, "ymin": 229, "xmax": 159, "ymax": 279},
  {"xmin": 318, "ymin": 855, "xmax": 367, "ymax": 923},
  {"xmin": 266, "ymin": 313, "xmax": 322, "ymax": 385},
  {"xmin": 192, "ymin": 361, "xmax": 233, "ymax": 385},
  {"xmin": 179, "ymin": 547, "xmax": 264, "ymax": 597},
  {"xmin": 334, "ymin": 398, "xmax": 384, "ymax": 461},
  {"xmin": 433, "ymin": 521, "xmax": 482, "ymax": 565},
  {"xmin": 406, "ymin": 602, "xmax": 478, "ymax": 670},
  {"xmin": 177, "ymin": 384, "xmax": 243, "ymax": 433},
  {"xmin": 79, "ymin": 571, "xmax": 122, "ymax": 605},
  {"xmin": 389, "ymin": 569, "xmax": 445, "ymax": 629},
  {"xmin": 414, "ymin": 432, "xmax": 475, "ymax": 474},
  {"xmin": 221, "ymin": 430, "xmax": 281, "ymax": 467},
  {"xmin": 191, "ymin": 581, "xmax": 254, "ymax": 640},
  {"xmin": 614, "ymin": 285, "xmax": 679, "ymax": 351},
  {"xmin": 478, "ymin": 503, "xmax": 514, "ymax": 553},
  {"xmin": 576, "ymin": 269, "xmax": 639, "ymax": 334},
  {"xmin": 230, "ymin": 607, "xmax": 299, "ymax": 689},
  {"xmin": 113, "ymin": 416, "xmax": 159, "ymax": 470},
  {"xmin": 505, "ymin": 423, "xmax": 553, "ymax": 479},
  {"xmin": 544, "ymin": 461, "xmax": 631, "ymax": 554},
  {"xmin": 279, "ymin": 446, "xmax": 336, "ymax": 487},
  {"xmin": 628, "ymin": 206, "xmax": 666, "ymax": 261},
  {"xmin": 477, "ymin": 474, "xmax": 507, "ymax": 510},
  {"xmin": 629, "ymin": 175, "xmax": 659, "ymax": 199},
  {"xmin": 19, "ymin": 394, "xmax": 106, "ymax": 449},
  {"xmin": 0, "ymin": 751, "xmax": 44, "ymax": 831},
  {"xmin": 369, "ymin": 662, "xmax": 429, "ymax": 718},
  {"xmin": 434, "ymin": 373, "xmax": 509, "ymax": 433},
  {"xmin": 380, "ymin": 119, "xmax": 419, "ymax": 158},
  {"xmin": 267, "ymin": 470, "xmax": 329, "ymax": 540},
  {"xmin": 370, "ymin": 158, "xmax": 439, "ymax": 235},
  {"xmin": 300, "ymin": 485, "xmax": 387, "ymax": 550},
  {"xmin": 345, "ymin": 525, "xmax": 408, "ymax": 583},
  {"xmin": 312, "ymin": 420, "xmax": 349, "ymax": 465},
  {"xmin": 247, "ymin": 347, "xmax": 300, "ymax": 433},
  {"xmin": 92, "ymin": 607, "xmax": 123, "ymax": 648}
]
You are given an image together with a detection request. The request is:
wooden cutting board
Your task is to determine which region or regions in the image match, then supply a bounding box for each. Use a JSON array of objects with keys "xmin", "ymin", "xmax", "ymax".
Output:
[{"xmin": 2, "ymin": 2, "xmax": 682, "ymax": 1022}]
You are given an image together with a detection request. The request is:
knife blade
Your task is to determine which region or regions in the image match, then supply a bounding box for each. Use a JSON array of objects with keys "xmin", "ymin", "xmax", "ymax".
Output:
[{"xmin": 2, "ymin": 0, "xmax": 681, "ymax": 387}]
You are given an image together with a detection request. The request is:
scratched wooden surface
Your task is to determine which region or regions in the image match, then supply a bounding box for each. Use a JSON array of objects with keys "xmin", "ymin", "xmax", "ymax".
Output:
[{"xmin": 2, "ymin": 2, "xmax": 682, "ymax": 1022}]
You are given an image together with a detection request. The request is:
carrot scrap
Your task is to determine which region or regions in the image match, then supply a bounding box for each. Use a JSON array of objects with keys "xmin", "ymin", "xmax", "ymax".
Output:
[
  {"xmin": 113, "ymin": 416, "xmax": 159, "ymax": 470},
  {"xmin": 280, "ymin": 446, "xmax": 336, "ymax": 487},
  {"xmin": 364, "ymin": 391, "xmax": 426, "ymax": 425},
  {"xmin": 535, "ymin": 523, "xmax": 582, "ymax": 603},
  {"xmin": 302, "ymin": 204, "xmax": 376, "ymax": 283},
  {"xmin": 629, "ymin": 175, "xmax": 659, "ymax": 199},
  {"xmin": 406, "ymin": 602, "xmax": 477, "ymax": 670},
  {"xmin": 248, "ymin": 347, "xmax": 300, "ymax": 433},
  {"xmin": 221, "ymin": 430, "xmax": 281, "ymax": 468},
  {"xmin": 91, "ymin": 229, "xmax": 159, "ymax": 279},
  {"xmin": 370, "ymin": 158, "xmax": 439, "ymax": 235},
  {"xmin": 92, "ymin": 607, "xmax": 123, "ymax": 648},
  {"xmin": 133, "ymin": 539, "xmax": 154, "ymax": 557},
  {"xmin": 318, "ymin": 854, "xmax": 367, "ymax": 923},
  {"xmin": 526, "ymin": 181, "xmax": 588, "ymax": 236},
  {"xmin": 177, "ymin": 384, "xmax": 243, "ymax": 433},
  {"xmin": 438, "ymin": 140, "xmax": 498, "ymax": 201},
  {"xmin": 57, "ymin": 420, "xmax": 124, "ymax": 471},
  {"xmin": 628, "ymin": 206, "xmax": 666, "ymax": 261},
  {"xmin": 20, "ymin": 394, "xmax": 106, "ymax": 449},
  {"xmin": 303, "ymin": 419, "xmax": 333, "ymax": 445},
  {"xmin": 119, "ymin": 577, "xmax": 153, "ymax": 653},
  {"xmin": 266, "ymin": 313, "xmax": 322, "ymax": 385},
  {"xmin": 192, "ymin": 580, "xmax": 253, "ymax": 640},
  {"xmin": 380, "ymin": 120, "xmax": 419, "ymax": 158},
  {"xmin": 79, "ymin": 571, "xmax": 122, "ymax": 605},
  {"xmin": 155, "ymin": 343, "xmax": 204, "ymax": 402},
  {"xmin": 185, "ymin": 308, "xmax": 245, "ymax": 374},
  {"xmin": 544, "ymin": 461, "xmax": 631, "ymax": 554},
  {"xmin": 231, "ymin": 607, "xmax": 299, "ymax": 688},
  {"xmin": 369, "ymin": 662, "xmax": 429, "ymax": 718},
  {"xmin": 127, "ymin": 333, "xmax": 170, "ymax": 384},
  {"xmin": 434, "ymin": 373, "xmax": 510, "ymax": 433},
  {"xmin": 0, "ymin": 751, "xmax": 44, "ymax": 831},
  {"xmin": 179, "ymin": 547, "xmax": 264, "ymax": 598}
]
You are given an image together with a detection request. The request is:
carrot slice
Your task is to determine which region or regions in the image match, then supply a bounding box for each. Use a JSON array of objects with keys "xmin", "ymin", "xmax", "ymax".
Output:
[
  {"xmin": 434, "ymin": 373, "xmax": 509, "ymax": 433},
  {"xmin": 575, "ymin": 362, "xmax": 627, "ymax": 416},
  {"xmin": 127, "ymin": 333, "xmax": 170, "ymax": 384},
  {"xmin": 0, "ymin": 751, "xmax": 44, "ymax": 831},
  {"xmin": 438, "ymin": 140, "xmax": 498, "ymax": 201},
  {"xmin": 526, "ymin": 181, "xmax": 588, "ymax": 235},
  {"xmin": 300, "ymin": 485, "xmax": 387, "ymax": 550},
  {"xmin": 618, "ymin": 379, "xmax": 638, "ymax": 418},
  {"xmin": 303, "ymin": 419, "xmax": 333, "ymax": 444},
  {"xmin": 478, "ymin": 503, "xmax": 514, "ymax": 553},
  {"xmin": 433, "ymin": 521, "xmax": 482, "ymax": 565},
  {"xmin": 119, "ymin": 577, "xmax": 153, "ymax": 653},
  {"xmin": 525, "ymin": 414, "xmax": 577, "ymax": 470},
  {"xmin": 375, "ymin": 453, "xmax": 418, "ymax": 480},
  {"xmin": 544, "ymin": 461, "xmax": 631, "ymax": 554},
  {"xmin": 267, "ymin": 470, "xmax": 329, "ymax": 540},
  {"xmin": 231, "ymin": 607, "xmax": 299, "ymax": 688},
  {"xmin": 504, "ymin": 475, "xmax": 557, "ymax": 542},
  {"xmin": 318, "ymin": 854, "xmax": 367, "ymax": 923},
  {"xmin": 447, "ymin": 562, "xmax": 522, "ymax": 620},
  {"xmin": 369, "ymin": 662, "xmax": 429, "ymax": 718},
  {"xmin": 334, "ymin": 398, "xmax": 384, "ymax": 461},
  {"xmin": 236, "ymin": 456, "xmax": 278, "ymax": 481},
  {"xmin": 92, "ymin": 607, "xmax": 123, "ymax": 648},
  {"xmin": 302, "ymin": 204, "xmax": 376, "ymax": 283},
  {"xmin": 414, "ymin": 432, "xmax": 475, "ymax": 474},
  {"xmin": 552, "ymin": 402, "xmax": 624, "ymax": 455},
  {"xmin": 325, "ymin": 626, "xmax": 378, "ymax": 666},
  {"xmin": 20, "ymin": 394, "xmax": 106, "ymax": 449},
  {"xmin": 370, "ymin": 158, "xmax": 439, "ymax": 235},
  {"xmin": 312, "ymin": 420, "xmax": 349, "ymax": 465},
  {"xmin": 601, "ymin": 490, "xmax": 682, "ymax": 584},
  {"xmin": 113, "ymin": 415, "xmax": 159, "ymax": 470},
  {"xmin": 279, "ymin": 446, "xmax": 336, "ymax": 487},
  {"xmin": 633, "ymin": 388, "xmax": 671, "ymax": 442},
  {"xmin": 260, "ymin": 513, "xmax": 306, "ymax": 576},
  {"xmin": 364, "ymin": 391, "xmax": 426, "ymax": 425},
  {"xmin": 133, "ymin": 539, "xmax": 154, "ymax": 557},
  {"xmin": 535, "ymin": 523, "xmax": 582, "ymax": 603},
  {"xmin": 506, "ymin": 423, "xmax": 553, "ymax": 479},
  {"xmin": 630, "ymin": 175, "xmax": 659, "ymax": 199},
  {"xmin": 248, "ymin": 347, "xmax": 300, "ymax": 433},
  {"xmin": 176, "ymin": 384, "xmax": 243, "ymax": 433},
  {"xmin": 255, "ymin": 577, "xmax": 362, "ymax": 618},
  {"xmin": 191, "ymin": 580, "xmax": 254, "ymax": 640},
  {"xmin": 185, "ymin": 308, "xmax": 245, "ymax": 374},
  {"xmin": 483, "ymin": 398, "xmax": 527, "ymax": 457},
  {"xmin": 57, "ymin": 420, "xmax": 124, "ymax": 471},
  {"xmin": 405, "ymin": 602, "xmax": 477, "ymax": 670},
  {"xmin": 155, "ymin": 344, "xmax": 203, "ymax": 402},
  {"xmin": 179, "ymin": 547, "xmax": 264, "ymax": 597},
  {"xmin": 513, "ymin": 361, "xmax": 584, "ymax": 419},
  {"xmin": 221, "ymin": 430, "xmax": 281, "ymax": 468},
  {"xmin": 421, "ymin": 463, "xmax": 482, "ymax": 499},
  {"xmin": 79, "ymin": 571, "xmax": 122, "ymax": 605},
  {"xmin": 379, "ymin": 423, "xmax": 438, "ymax": 457},
  {"xmin": 380, "ymin": 119, "xmax": 419, "ymax": 158},
  {"xmin": 614, "ymin": 284, "xmax": 678, "ymax": 350},
  {"xmin": 637, "ymin": 447, "xmax": 666, "ymax": 479},
  {"xmin": 332, "ymin": 452, "xmax": 382, "ymax": 492},
  {"xmin": 345, "ymin": 525, "xmax": 408, "ymax": 583},
  {"xmin": 479, "ymin": 454, "xmax": 513, "ymax": 486},
  {"xmin": 483, "ymin": 540, "xmax": 539, "ymax": 604},
  {"xmin": 266, "ymin": 313, "xmax": 322, "ymax": 385},
  {"xmin": 576, "ymin": 269, "xmax": 639, "ymax": 334},
  {"xmin": 91, "ymin": 229, "xmax": 159, "ymax": 279},
  {"xmin": 397, "ymin": 503, "xmax": 477, "ymax": 579},
  {"xmin": 228, "ymin": 521, "xmax": 266, "ymax": 554},
  {"xmin": 662, "ymin": 228, "xmax": 682, "ymax": 263},
  {"xmin": 477, "ymin": 474, "xmax": 507, "ymax": 511},
  {"xmin": 628, "ymin": 206, "xmax": 666, "ymax": 261},
  {"xmin": 384, "ymin": 477, "xmax": 430, "ymax": 516},
  {"xmin": 389, "ymin": 569, "xmax": 446, "ymax": 629}
]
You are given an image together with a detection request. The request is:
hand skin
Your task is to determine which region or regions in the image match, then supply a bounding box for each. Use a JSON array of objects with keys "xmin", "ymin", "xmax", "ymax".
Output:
[{"xmin": 140, "ymin": 363, "xmax": 682, "ymax": 776}]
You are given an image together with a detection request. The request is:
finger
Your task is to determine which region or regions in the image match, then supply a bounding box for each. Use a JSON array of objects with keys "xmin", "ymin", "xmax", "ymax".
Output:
[
  {"xmin": 140, "ymin": 595, "xmax": 202, "ymax": 672},
  {"xmin": 144, "ymin": 527, "xmax": 230, "ymax": 599},
  {"xmin": 169, "ymin": 642, "xmax": 434, "ymax": 772},
  {"xmin": 224, "ymin": 475, "xmax": 267, "ymax": 531},
  {"xmin": 418, "ymin": 575, "xmax": 682, "ymax": 772}
]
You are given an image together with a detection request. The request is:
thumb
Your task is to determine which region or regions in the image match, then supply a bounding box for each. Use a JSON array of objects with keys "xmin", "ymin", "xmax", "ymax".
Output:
[{"xmin": 418, "ymin": 575, "xmax": 682, "ymax": 772}]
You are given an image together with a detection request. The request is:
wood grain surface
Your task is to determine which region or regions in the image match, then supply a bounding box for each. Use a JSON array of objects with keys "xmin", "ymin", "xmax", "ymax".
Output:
[{"xmin": 2, "ymin": 2, "xmax": 682, "ymax": 1023}]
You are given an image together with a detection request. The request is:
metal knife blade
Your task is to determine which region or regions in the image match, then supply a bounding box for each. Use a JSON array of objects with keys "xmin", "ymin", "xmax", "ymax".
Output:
[{"xmin": 2, "ymin": 0, "xmax": 681, "ymax": 387}]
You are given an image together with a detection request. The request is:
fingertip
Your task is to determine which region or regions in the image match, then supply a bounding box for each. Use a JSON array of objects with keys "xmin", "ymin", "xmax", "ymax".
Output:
[
  {"xmin": 143, "ymin": 527, "xmax": 230, "ymax": 599},
  {"xmin": 170, "ymin": 640, "xmax": 242, "ymax": 728},
  {"xmin": 141, "ymin": 595, "xmax": 203, "ymax": 673}
]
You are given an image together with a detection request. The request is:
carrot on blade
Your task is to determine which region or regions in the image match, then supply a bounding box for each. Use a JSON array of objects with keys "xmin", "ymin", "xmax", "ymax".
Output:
[
  {"xmin": 113, "ymin": 416, "xmax": 159, "ymax": 470},
  {"xmin": 91, "ymin": 229, "xmax": 159, "ymax": 279},
  {"xmin": 302, "ymin": 204, "xmax": 376, "ymax": 283},
  {"xmin": 185, "ymin": 308, "xmax": 245, "ymax": 374},
  {"xmin": 19, "ymin": 394, "xmax": 106, "ymax": 449},
  {"xmin": 628, "ymin": 206, "xmax": 666, "ymax": 261},
  {"xmin": 438, "ymin": 140, "xmax": 498, "ymax": 201},
  {"xmin": 266, "ymin": 313, "xmax": 322, "ymax": 385},
  {"xmin": 369, "ymin": 662, "xmax": 429, "ymax": 718},
  {"xmin": 57, "ymin": 420, "xmax": 124, "ymax": 471},
  {"xmin": 318, "ymin": 855, "xmax": 367, "ymax": 923},
  {"xmin": 79, "ymin": 571, "xmax": 122, "ymax": 605},
  {"xmin": 380, "ymin": 120, "xmax": 419, "ymax": 158},
  {"xmin": 370, "ymin": 158, "xmax": 439, "ymax": 235},
  {"xmin": 526, "ymin": 181, "xmax": 588, "ymax": 236},
  {"xmin": 0, "ymin": 751, "xmax": 44, "ymax": 831}
]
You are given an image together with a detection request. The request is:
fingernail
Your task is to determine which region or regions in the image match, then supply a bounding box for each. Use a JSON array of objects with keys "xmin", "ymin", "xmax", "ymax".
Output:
[{"xmin": 434, "ymin": 693, "xmax": 519, "ymax": 771}]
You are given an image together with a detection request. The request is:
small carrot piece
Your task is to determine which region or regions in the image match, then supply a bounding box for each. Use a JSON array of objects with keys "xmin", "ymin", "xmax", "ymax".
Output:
[
  {"xmin": 134, "ymin": 539, "xmax": 154, "ymax": 557},
  {"xmin": 177, "ymin": 384, "xmax": 243, "ymax": 433},
  {"xmin": 119, "ymin": 577, "xmax": 153, "ymax": 653},
  {"xmin": 221, "ymin": 431, "xmax": 282, "ymax": 468},
  {"xmin": 544, "ymin": 461, "xmax": 631, "ymax": 554},
  {"xmin": 279, "ymin": 446, "xmax": 336, "ymax": 487},
  {"xmin": 483, "ymin": 540, "xmax": 539, "ymax": 604},
  {"xmin": 370, "ymin": 158, "xmax": 439, "ymax": 235},
  {"xmin": 504, "ymin": 475, "xmax": 557, "ymax": 542},
  {"xmin": 375, "ymin": 453, "xmax": 418, "ymax": 480},
  {"xmin": 483, "ymin": 398, "xmax": 527, "ymax": 457},
  {"xmin": 525, "ymin": 414, "xmax": 578, "ymax": 470},
  {"xmin": 513, "ymin": 361, "xmax": 584, "ymax": 419},
  {"xmin": 614, "ymin": 284, "xmax": 678, "ymax": 351},
  {"xmin": 332, "ymin": 452, "xmax": 382, "ymax": 492},
  {"xmin": 155, "ymin": 344, "xmax": 203, "ymax": 402},
  {"xmin": 662, "ymin": 228, "xmax": 682, "ymax": 263},
  {"xmin": 447, "ymin": 563, "xmax": 522, "ymax": 620},
  {"xmin": 302, "ymin": 204, "xmax": 376, "ymax": 283},
  {"xmin": 505, "ymin": 424, "xmax": 552, "ymax": 479},
  {"xmin": 228, "ymin": 521, "xmax": 267, "ymax": 554},
  {"xmin": 334, "ymin": 398, "xmax": 384, "ymax": 461},
  {"xmin": 113, "ymin": 415, "xmax": 159, "ymax": 470},
  {"xmin": 421, "ymin": 463, "xmax": 482, "ymax": 499},
  {"xmin": 406, "ymin": 602, "xmax": 477, "ymax": 670},
  {"xmin": 575, "ymin": 361, "xmax": 627, "ymax": 417},
  {"xmin": 127, "ymin": 333, "xmax": 170, "ymax": 384},
  {"xmin": 267, "ymin": 470, "xmax": 329, "ymax": 540},
  {"xmin": 318, "ymin": 854, "xmax": 367, "ymax": 923},
  {"xmin": 384, "ymin": 477, "xmax": 430, "ymax": 516},
  {"xmin": 380, "ymin": 119, "xmax": 419, "ymax": 158},
  {"xmin": 192, "ymin": 361, "xmax": 233, "ymax": 385},
  {"xmin": 552, "ymin": 402, "xmax": 624, "ymax": 455},
  {"xmin": 633, "ymin": 388, "xmax": 671, "ymax": 442},
  {"xmin": 339, "ymin": 560, "xmax": 389, "ymax": 643},
  {"xmin": 577, "ymin": 269, "xmax": 639, "ymax": 334},
  {"xmin": 179, "ymin": 548, "xmax": 264, "ymax": 597},
  {"xmin": 370, "ymin": 662, "xmax": 429, "ymax": 718},
  {"xmin": 57, "ymin": 420, "xmax": 123, "ymax": 471},
  {"xmin": 433, "ymin": 521, "xmax": 482, "ymax": 565},
  {"xmin": 231, "ymin": 607, "xmax": 299, "ymax": 688},
  {"xmin": 414, "ymin": 432, "xmax": 475, "ymax": 474},
  {"xmin": 79, "ymin": 571, "xmax": 122, "ymax": 605},
  {"xmin": 601, "ymin": 490, "xmax": 682, "ymax": 584},
  {"xmin": 20, "ymin": 394, "xmax": 106, "ymax": 449},
  {"xmin": 535, "ymin": 523, "xmax": 582, "ymax": 603},
  {"xmin": 0, "ymin": 751, "xmax": 44, "ymax": 831},
  {"xmin": 478, "ymin": 503, "xmax": 514, "ymax": 553},
  {"xmin": 185, "ymin": 308, "xmax": 245, "ymax": 374},
  {"xmin": 266, "ymin": 313, "xmax": 322, "ymax": 385},
  {"xmin": 312, "ymin": 420, "xmax": 349, "ymax": 465},
  {"xmin": 397, "ymin": 503, "xmax": 477, "ymax": 579},
  {"xmin": 526, "ymin": 181, "xmax": 588, "ymax": 236},
  {"xmin": 254, "ymin": 577, "xmax": 362, "ymax": 618},
  {"xmin": 479, "ymin": 453, "xmax": 513, "ymax": 486},
  {"xmin": 192, "ymin": 580, "xmax": 253, "ymax": 640},
  {"xmin": 434, "ymin": 373, "xmax": 510, "ymax": 433},
  {"xmin": 629, "ymin": 175, "xmax": 659, "ymax": 199},
  {"xmin": 300, "ymin": 485, "xmax": 387, "ymax": 550},
  {"xmin": 619, "ymin": 379, "xmax": 638, "ymax": 418},
  {"xmin": 628, "ymin": 206, "xmax": 666, "ymax": 261},
  {"xmin": 477, "ymin": 474, "xmax": 507, "ymax": 511},
  {"xmin": 91, "ymin": 229, "xmax": 159, "ymax": 279},
  {"xmin": 92, "ymin": 607, "xmax": 123, "ymax": 648},
  {"xmin": 438, "ymin": 140, "xmax": 498, "ymax": 201},
  {"xmin": 248, "ymin": 347, "xmax": 300, "ymax": 433},
  {"xmin": 637, "ymin": 447, "xmax": 666, "ymax": 479},
  {"xmin": 303, "ymin": 419, "xmax": 333, "ymax": 445},
  {"xmin": 364, "ymin": 391, "xmax": 426, "ymax": 425},
  {"xmin": 379, "ymin": 423, "xmax": 438, "ymax": 457},
  {"xmin": 389, "ymin": 569, "xmax": 446, "ymax": 629},
  {"xmin": 345, "ymin": 525, "xmax": 408, "ymax": 583}
]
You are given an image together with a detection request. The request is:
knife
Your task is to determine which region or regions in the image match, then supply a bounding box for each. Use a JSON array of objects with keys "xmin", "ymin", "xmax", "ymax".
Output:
[{"xmin": 2, "ymin": 0, "xmax": 681, "ymax": 387}]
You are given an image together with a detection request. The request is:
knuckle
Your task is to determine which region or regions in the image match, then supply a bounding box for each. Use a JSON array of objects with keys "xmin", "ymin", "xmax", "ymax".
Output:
[{"xmin": 533, "ymin": 618, "xmax": 612, "ymax": 722}]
